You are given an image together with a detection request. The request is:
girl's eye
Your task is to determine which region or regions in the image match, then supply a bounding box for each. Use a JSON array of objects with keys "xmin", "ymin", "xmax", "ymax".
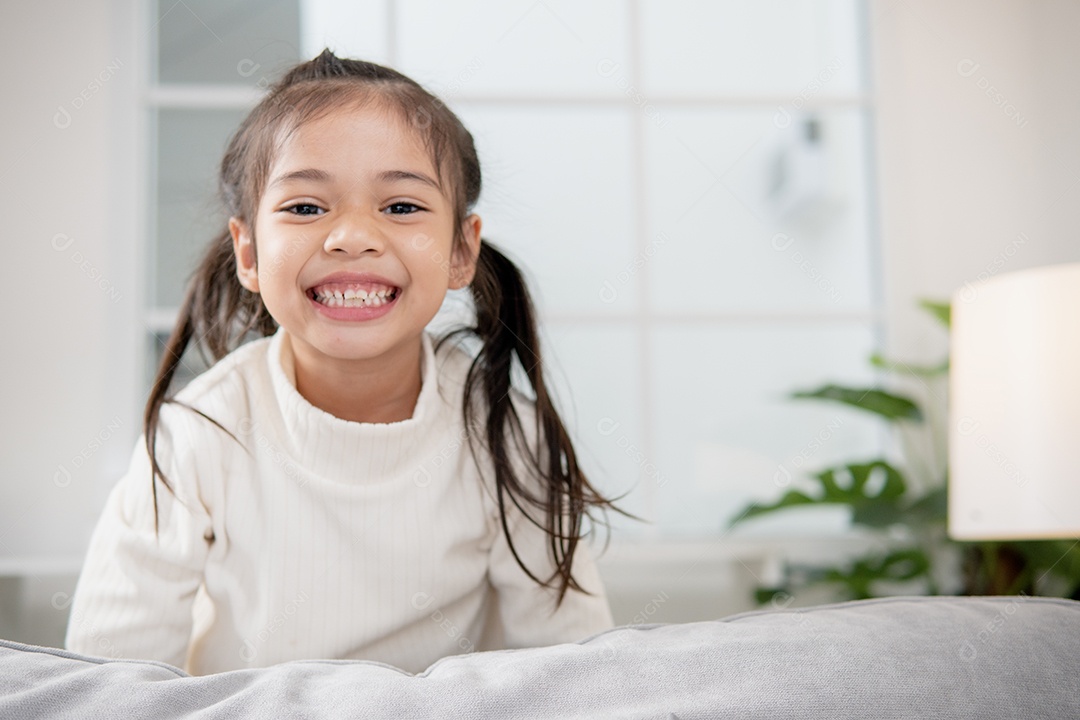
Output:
[
  {"xmin": 385, "ymin": 202, "xmax": 423, "ymax": 215},
  {"xmin": 282, "ymin": 203, "xmax": 323, "ymax": 216}
]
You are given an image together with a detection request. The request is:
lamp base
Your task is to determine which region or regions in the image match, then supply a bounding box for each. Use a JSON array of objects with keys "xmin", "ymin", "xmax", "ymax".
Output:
[{"xmin": 962, "ymin": 543, "xmax": 1036, "ymax": 596}]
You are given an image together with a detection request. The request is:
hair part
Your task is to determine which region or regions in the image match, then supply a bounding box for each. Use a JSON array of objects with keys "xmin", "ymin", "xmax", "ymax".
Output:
[{"xmin": 146, "ymin": 49, "xmax": 640, "ymax": 606}]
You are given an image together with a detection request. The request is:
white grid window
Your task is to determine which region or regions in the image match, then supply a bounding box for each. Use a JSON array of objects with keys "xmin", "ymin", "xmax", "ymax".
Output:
[{"xmin": 147, "ymin": 0, "xmax": 885, "ymax": 541}]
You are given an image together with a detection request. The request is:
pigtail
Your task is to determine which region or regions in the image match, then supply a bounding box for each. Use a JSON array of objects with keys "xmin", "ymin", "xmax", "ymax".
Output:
[
  {"xmin": 143, "ymin": 230, "xmax": 276, "ymax": 534},
  {"xmin": 444, "ymin": 241, "xmax": 641, "ymax": 608}
]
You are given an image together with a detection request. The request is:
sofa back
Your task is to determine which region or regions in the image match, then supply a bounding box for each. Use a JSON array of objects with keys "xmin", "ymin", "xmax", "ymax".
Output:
[{"xmin": 2, "ymin": 595, "xmax": 1077, "ymax": 719}]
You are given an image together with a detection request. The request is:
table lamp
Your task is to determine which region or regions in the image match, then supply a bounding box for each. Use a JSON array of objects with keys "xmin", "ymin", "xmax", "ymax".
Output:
[{"xmin": 948, "ymin": 262, "xmax": 1080, "ymax": 540}]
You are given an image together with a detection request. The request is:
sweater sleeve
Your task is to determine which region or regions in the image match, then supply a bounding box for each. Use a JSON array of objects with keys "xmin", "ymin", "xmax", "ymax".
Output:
[
  {"xmin": 65, "ymin": 411, "xmax": 214, "ymax": 670},
  {"xmin": 485, "ymin": 392, "xmax": 616, "ymax": 649}
]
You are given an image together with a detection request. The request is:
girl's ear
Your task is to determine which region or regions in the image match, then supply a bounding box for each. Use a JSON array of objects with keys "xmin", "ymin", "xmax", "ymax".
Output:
[
  {"xmin": 449, "ymin": 214, "xmax": 483, "ymax": 290},
  {"xmin": 229, "ymin": 217, "xmax": 260, "ymax": 293}
]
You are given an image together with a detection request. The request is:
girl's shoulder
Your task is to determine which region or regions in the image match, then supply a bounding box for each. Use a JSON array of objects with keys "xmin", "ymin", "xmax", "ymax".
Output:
[
  {"xmin": 145, "ymin": 336, "xmax": 275, "ymax": 485},
  {"xmin": 166, "ymin": 335, "xmax": 275, "ymax": 419}
]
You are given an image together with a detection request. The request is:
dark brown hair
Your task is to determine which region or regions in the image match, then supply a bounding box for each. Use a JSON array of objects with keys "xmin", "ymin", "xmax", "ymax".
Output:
[{"xmin": 146, "ymin": 49, "xmax": 639, "ymax": 606}]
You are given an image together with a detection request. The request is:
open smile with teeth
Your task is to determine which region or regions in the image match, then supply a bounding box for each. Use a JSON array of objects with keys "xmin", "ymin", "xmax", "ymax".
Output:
[{"xmin": 309, "ymin": 284, "xmax": 400, "ymax": 308}]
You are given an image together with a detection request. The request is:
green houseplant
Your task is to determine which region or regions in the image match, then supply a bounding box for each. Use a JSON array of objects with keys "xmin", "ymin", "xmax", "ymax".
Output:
[{"xmin": 731, "ymin": 300, "xmax": 1080, "ymax": 604}]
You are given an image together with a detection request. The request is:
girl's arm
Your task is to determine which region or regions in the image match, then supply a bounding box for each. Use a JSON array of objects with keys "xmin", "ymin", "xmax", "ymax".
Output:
[{"xmin": 65, "ymin": 415, "xmax": 213, "ymax": 670}]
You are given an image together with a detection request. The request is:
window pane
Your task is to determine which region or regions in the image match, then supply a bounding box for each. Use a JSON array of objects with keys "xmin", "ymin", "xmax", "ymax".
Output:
[
  {"xmin": 454, "ymin": 103, "xmax": 638, "ymax": 318},
  {"xmin": 640, "ymin": 0, "xmax": 864, "ymax": 97},
  {"xmin": 396, "ymin": 0, "xmax": 629, "ymax": 97},
  {"xmin": 156, "ymin": 0, "xmax": 301, "ymax": 85},
  {"xmin": 544, "ymin": 322, "xmax": 647, "ymax": 538},
  {"xmin": 650, "ymin": 322, "xmax": 885, "ymax": 536},
  {"xmin": 644, "ymin": 107, "xmax": 874, "ymax": 313},
  {"xmin": 154, "ymin": 108, "xmax": 250, "ymax": 308},
  {"xmin": 299, "ymin": 0, "xmax": 389, "ymax": 63}
]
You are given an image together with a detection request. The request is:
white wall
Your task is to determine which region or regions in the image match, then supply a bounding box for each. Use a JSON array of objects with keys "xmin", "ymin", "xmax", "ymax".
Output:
[
  {"xmin": 872, "ymin": 0, "xmax": 1080, "ymax": 361},
  {"xmin": 0, "ymin": 0, "xmax": 140, "ymax": 561}
]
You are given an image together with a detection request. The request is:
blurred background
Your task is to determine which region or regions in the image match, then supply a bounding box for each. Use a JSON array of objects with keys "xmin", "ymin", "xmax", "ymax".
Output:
[{"xmin": 2, "ymin": 0, "xmax": 1079, "ymax": 648}]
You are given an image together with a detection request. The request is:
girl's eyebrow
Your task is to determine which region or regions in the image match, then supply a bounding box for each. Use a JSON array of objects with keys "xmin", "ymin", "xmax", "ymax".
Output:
[
  {"xmin": 377, "ymin": 169, "xmax": 441, "ymax": 191},
  {"xmin": 268, "ymin": 168, "xmax": 332, "ymax": 189},
  {"xmin": 267, "ymin": 168, "xmax": 441, "ymax": 192}
]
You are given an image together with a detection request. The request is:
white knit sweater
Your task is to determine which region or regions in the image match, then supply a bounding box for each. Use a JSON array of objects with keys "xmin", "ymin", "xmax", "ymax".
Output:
[{"xmin": 65, "ymin": 326, "xmax": 614, "ymax": 675}]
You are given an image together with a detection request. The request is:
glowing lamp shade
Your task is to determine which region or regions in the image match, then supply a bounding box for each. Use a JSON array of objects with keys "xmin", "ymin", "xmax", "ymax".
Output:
[{"xmin": 948, "ymin": 262, "xmax": 1080, "ymax": 540}]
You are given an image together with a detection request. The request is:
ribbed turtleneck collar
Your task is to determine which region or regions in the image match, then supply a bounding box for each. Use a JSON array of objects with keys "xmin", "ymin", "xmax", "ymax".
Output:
[{"xmin": 263, "ymin": 326, "xmax": 445, "ymax": 482}]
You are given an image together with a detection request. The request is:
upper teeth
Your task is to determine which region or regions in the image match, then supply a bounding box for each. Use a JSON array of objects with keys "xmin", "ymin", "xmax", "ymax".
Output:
[
  {"xmin": 313, "ymin": 285, "xmax": 397, "ymax": 308},
  {"xmin": 321, "ymin": 288, "xmax": 392, "ymax": 300}
]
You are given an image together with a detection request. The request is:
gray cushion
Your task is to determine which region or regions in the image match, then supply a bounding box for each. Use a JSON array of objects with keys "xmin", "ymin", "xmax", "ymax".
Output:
[{"xmin": 2, "ymin": 595, "xmax": 1077, "ymax": 719}]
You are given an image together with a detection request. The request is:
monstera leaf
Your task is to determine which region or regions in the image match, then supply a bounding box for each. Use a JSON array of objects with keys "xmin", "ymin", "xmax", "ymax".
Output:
[
  {"xmin": 755, "ymin": 549, "xmax": 934, "ymax": 603},
  {"xmin": 869, "ymin": 353, "xmax": 949, "ymax": 377},
  {"xmin": 791, "ymin": 385, "xmax": 923, "ymax": 422},
  {"xmin": 735, "ymin": 460, "xmax": 909, "ymax": 529},
  {"xmin": 822, "ymin": 549, "xmax": 932, "ymax": 600},
  {"xmin": 918, "ymin": 299, "xmax": 951, "ymax": 328}
]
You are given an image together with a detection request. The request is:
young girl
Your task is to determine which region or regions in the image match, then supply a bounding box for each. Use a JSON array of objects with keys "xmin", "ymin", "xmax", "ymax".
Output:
[{"xmin": 65, "ymin": 49, "xmax": 635, "ymax": 676}]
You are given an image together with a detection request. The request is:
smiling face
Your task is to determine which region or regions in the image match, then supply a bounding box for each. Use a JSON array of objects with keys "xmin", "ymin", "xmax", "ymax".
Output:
[{"xmin": 229, "ymin": 100, "xmax": 482, "ymax": 375}]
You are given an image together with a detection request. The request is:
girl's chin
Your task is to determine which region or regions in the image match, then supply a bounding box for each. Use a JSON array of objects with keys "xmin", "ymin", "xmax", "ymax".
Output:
[{"xmin": 284, "ymin": 325, "xmax": 423, "ymax": 364}]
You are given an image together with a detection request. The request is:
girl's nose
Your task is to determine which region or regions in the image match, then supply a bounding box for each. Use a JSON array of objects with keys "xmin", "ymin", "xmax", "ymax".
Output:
[{"xmin": 323, "ymin": 211, "xmax": 385, "ymax": 255}]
